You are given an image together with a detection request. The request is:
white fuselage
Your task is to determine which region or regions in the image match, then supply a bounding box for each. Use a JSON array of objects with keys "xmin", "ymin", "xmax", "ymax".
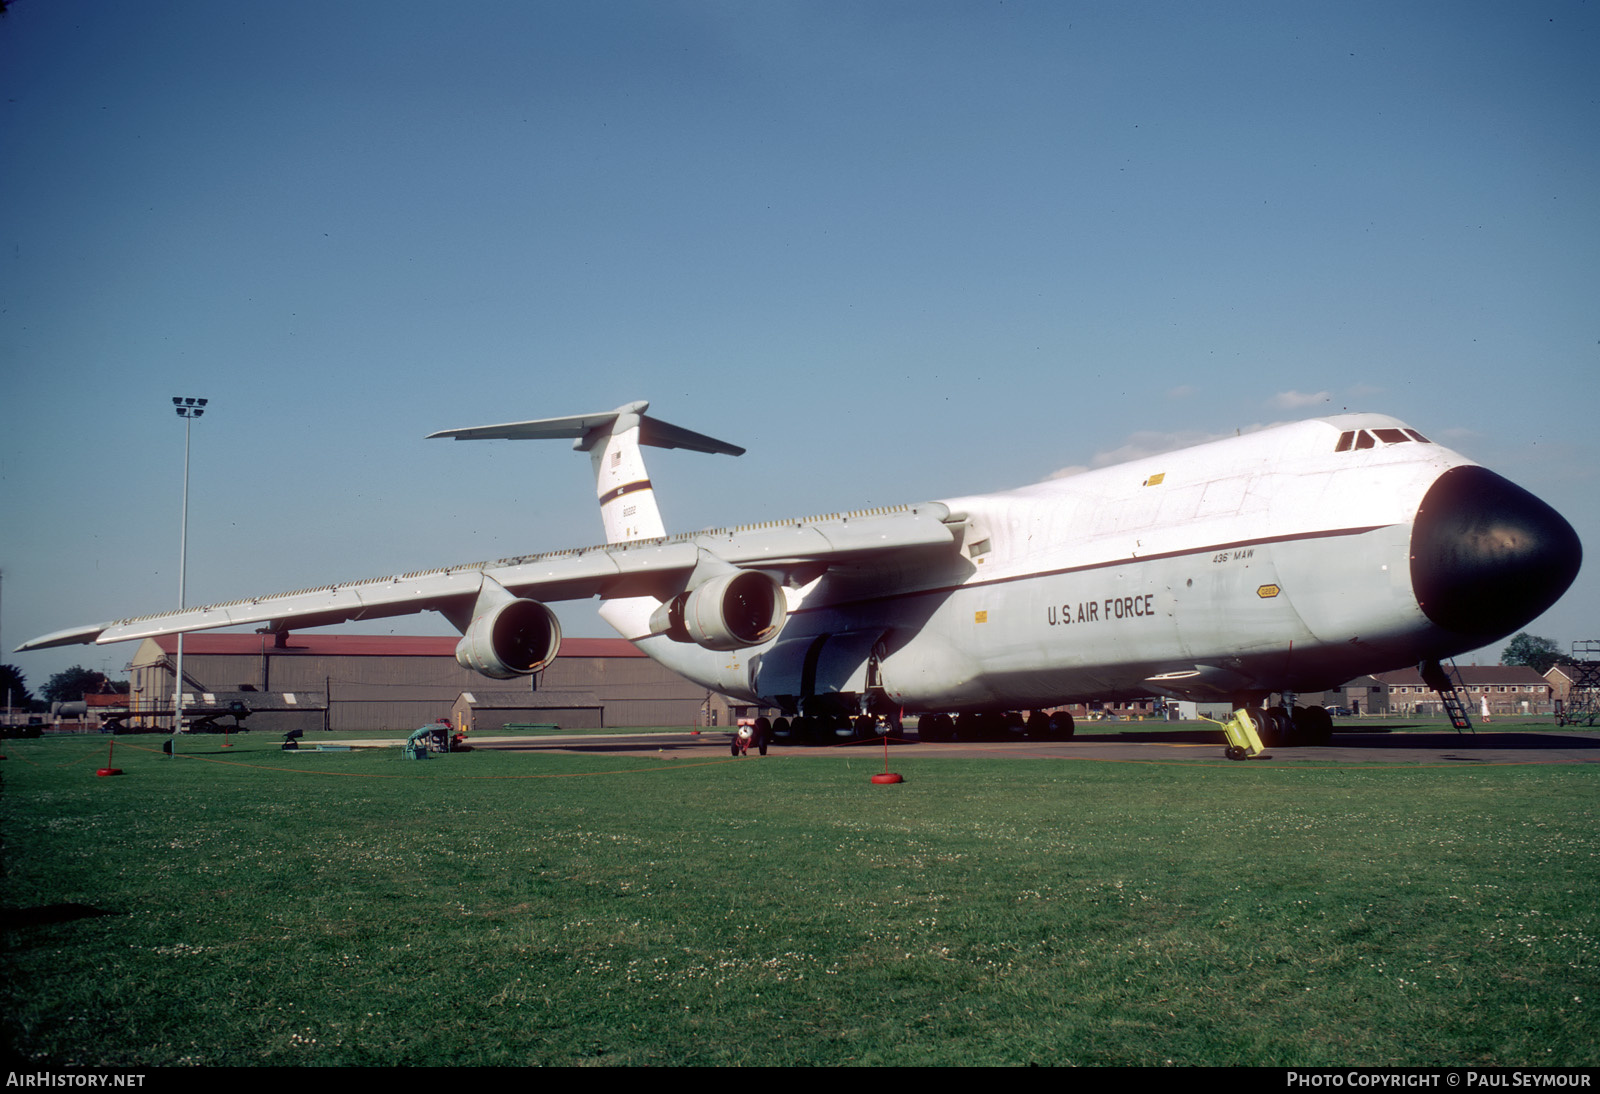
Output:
[{"xmin": 608, "ymin": 414, "xmax": 1493, "ymax": 713}]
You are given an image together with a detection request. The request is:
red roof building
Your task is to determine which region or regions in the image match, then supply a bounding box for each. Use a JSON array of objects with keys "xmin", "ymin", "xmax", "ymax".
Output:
[
  {"xmin": 125, "ymin": 632, "xmax": 755, "ymax": 732},
  {"xmin": 1372, "ymin": 665, "xmax": 1554, "ymax": 716}
]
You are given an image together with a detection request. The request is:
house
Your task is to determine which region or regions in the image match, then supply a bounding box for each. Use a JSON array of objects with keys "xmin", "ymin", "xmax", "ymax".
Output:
[{"xmin": 1373, "ymin": 665, "xmax": 1554, "ymax": 716}]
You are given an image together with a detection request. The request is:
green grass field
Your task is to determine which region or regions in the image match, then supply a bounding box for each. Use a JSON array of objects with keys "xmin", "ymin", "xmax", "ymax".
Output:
[{"xmin": 3, "ymin": 732, "xmax": 1596, "ymax": 1066}]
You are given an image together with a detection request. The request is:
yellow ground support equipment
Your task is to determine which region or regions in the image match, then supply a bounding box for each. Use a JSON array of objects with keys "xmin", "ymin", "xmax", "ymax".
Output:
[{"xmin": 1218, "ymin": 708, "xmax": 1268, "ymax": 761}]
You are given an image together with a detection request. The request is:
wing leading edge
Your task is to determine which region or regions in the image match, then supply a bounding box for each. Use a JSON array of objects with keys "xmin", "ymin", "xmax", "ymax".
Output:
[{"xmin": 16, "ymin": 503, "xmax": 957, "ymax": 652}]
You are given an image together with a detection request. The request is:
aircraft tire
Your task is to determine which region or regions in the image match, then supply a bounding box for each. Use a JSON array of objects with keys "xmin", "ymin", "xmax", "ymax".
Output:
[
  {"xmin": 1253, "ymin": 708, "xmax": 1290, "ymax": 747},
  {"xmin": 1049, "ymin": 711, "xmax": 1076, "ymax": 738},
  {"xmin": 1298, "ymin": 705, "xmax": 1333, "ymax": 745}
]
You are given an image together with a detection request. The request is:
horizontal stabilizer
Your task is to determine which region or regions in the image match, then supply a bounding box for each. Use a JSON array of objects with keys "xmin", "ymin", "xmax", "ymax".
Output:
[
  {"xmin": 636, "ymin": 415, "xmax": 745, "ymax": 456},
  {"xmin": 427, "ymin": 400, "xmax": 744, "ymax": 456}
]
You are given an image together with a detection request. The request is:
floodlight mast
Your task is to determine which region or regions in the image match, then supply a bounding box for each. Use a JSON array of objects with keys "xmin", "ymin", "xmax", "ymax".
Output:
[{"xmin": 171, "ymin": 397, "xmax": 207, "ymax": 739}]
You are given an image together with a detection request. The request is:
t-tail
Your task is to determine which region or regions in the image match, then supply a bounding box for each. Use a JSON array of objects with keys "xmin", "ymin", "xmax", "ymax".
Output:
[{"xmin": 427, "ymin": 400, "xmax": 744, "ymax": 545}]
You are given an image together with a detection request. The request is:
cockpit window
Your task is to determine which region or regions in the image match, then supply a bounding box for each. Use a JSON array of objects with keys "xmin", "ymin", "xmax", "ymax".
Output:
[{"xmin": 1336, "ymin": 426, "xmax": 1434, "ymax": 452}]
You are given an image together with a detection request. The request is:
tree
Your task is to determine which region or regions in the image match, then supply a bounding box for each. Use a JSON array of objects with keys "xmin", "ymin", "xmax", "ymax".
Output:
[
  {"xmin": 1, "ymin": 663, "xmax": 36, "ymax": 711},
  {"xmin": 41, "ymin": 666, "xmax": 126, "ymax": 705},
  {"xmin": 1501, "ymin": 633, "xmax": 1568, "ymax": 675}
]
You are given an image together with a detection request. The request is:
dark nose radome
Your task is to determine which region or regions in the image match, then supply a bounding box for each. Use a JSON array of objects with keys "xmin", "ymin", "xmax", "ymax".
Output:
[{"xmin": 1410, "ymin": 465, "xmax": 1582, "ymax": 638}]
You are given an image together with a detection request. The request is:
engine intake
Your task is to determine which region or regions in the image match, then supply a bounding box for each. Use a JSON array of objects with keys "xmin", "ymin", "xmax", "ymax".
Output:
[
  {"xmin": 651, "ymin": 570, "xmax": 786, "ymax": 650},
  {"xmin": 455, "ymin": 598, "xmax": 562, "ymax": 679}
]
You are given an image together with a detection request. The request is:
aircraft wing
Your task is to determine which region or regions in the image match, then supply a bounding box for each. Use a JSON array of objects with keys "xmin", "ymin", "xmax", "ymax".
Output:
[{"xmin": 17, "ymin": 503, "xmax": 957, "ymax": 651}]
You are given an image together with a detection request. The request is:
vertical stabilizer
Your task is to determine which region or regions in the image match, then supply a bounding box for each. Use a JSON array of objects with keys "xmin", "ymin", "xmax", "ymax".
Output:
[
  {"xmin": 427, "ymin": 400, "xmax": 744, "ymax": 546},
  {"xmin": 583, "ymin": 404, "xmax": 665, "ymax": 543}
]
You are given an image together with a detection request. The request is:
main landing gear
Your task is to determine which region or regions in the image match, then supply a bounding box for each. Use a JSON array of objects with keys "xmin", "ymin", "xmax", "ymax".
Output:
[
  {"xmin": 765, "ymin": 713, "xmax": 898, "ymax": 747},
  {"xmin": 914, "ymin": 710, "xmax": 1075, "ymax": 742}
]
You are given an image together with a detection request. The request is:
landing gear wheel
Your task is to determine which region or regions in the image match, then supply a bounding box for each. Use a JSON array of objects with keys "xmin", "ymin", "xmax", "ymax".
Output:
[
  {"xmin": 1292, "ymin": 704, "xmax": 1333, "ymax": 745},
  {"xmin": 919, "ymin": 713, "xmax": 952, "ymax": 742},
  {"xmin": 1253, "ymin": 707, "xmax": 1291, "ymax": 747}
]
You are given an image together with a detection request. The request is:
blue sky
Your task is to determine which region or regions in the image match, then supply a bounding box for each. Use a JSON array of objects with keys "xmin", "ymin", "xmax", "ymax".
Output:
[{"xmin": 3, "ymin": 0, "xmax": 1595, "ymax": 688}]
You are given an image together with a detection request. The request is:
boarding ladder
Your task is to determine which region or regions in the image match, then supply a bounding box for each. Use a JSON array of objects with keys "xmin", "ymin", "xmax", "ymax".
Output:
[
  {"xmin": 1420, "ymin": 659, "xmax": 1474, "ymax": 733},
  {"xmin": 1557, "ymin": 640, "xmax": 1600, "ymax": 727}
]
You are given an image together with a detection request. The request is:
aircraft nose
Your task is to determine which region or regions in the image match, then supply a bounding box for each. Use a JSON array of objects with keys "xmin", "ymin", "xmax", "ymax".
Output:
[{"xmin": 1410, "ymin": 465, "xmax": 1582, "ymax": 638}]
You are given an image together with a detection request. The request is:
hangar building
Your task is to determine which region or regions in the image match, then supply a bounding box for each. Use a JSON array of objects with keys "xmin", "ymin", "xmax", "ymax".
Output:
[{"xmin": 125, "ymin": 633, "xmax": 761, "ymax": 733}]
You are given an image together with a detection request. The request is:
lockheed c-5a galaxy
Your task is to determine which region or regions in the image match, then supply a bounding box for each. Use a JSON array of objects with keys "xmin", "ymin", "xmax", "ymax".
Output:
[{"xmin": 19, "ymin": 401, "xmax": 1582, "ymax": 750}]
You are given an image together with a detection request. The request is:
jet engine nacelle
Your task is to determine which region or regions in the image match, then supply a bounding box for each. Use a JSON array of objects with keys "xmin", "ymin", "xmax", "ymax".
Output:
[
  {"xmin": 650, "ymin": 570, "xmax": 786, "ymax": 651},
  {"xmin": 454, "ymin": 597, "xmax": 562, "ymax": 679}
]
